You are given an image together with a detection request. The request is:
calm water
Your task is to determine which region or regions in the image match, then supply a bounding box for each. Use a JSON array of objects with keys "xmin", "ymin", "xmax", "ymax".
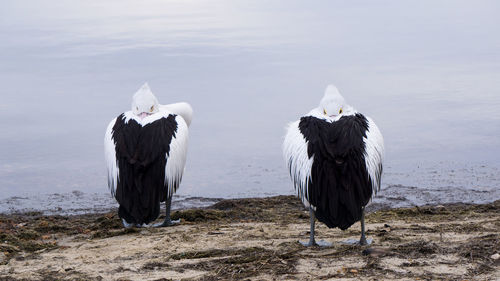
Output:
[{"xmin": 1, "ymin": 0, "xmax": 499, "ymax": 214}]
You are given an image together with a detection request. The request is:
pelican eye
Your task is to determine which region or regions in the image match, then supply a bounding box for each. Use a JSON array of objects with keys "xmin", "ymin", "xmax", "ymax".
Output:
[
  {"xmin": 150, "ymin": 105, "xmax": 154, "ymax": 112},
  {"xmin": 323, "ymin": 109, "xmax": 327, "ymax": 115},
  {"xmin": 339, "ymin": 108, "xmax": 343, "ymax": 114}
]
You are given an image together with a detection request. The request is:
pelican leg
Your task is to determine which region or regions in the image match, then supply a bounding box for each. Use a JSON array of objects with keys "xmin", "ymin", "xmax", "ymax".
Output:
[
  {"xmin": 300, "ymin": 208, "xmax": 331, "ymax": 247},
  {"xmin": 299, "ymin": 208, "xmax": 316, "ymax": 246},
  {"xmin": 359, "ymin": 206, "xmax": 370, "ymax": 245},
  {"xmin": 153, "ymin": 196, "xmax": 181, "ymax": 227},
  {"xmin": 341, "ymin": 206, "xmax": 373, "ymax": 245}
]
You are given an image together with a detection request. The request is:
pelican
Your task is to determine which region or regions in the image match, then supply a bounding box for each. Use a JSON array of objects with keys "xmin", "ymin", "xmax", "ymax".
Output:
[
  {"xmin": 283, "ymin": 85, "xmax": 384, "ymax": 246},
  {"xmin": 104, "ymin": 83, "xmax": 192, "ymax": 227}
]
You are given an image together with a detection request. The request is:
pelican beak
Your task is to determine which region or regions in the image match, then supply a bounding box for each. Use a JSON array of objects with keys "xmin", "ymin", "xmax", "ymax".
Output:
[{"xmin": 139, "ymin": 112, "xmax": 150, "ymax": 119}]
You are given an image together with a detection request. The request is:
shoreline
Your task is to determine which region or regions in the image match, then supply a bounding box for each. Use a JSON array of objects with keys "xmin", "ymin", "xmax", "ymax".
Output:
[
  {"xmin": 0, "ymin": 195, "xmax": 499, "ymax": 280},
  {"xmin": 0, "ymin": 193, "xmax": 224, "ymax": 217},
  {"xmin": 3, "ymin": 181, "xmax": 500, "ymax": 217}
]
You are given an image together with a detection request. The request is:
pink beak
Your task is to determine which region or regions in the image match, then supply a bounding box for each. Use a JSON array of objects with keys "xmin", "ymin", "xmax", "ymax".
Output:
[{"xmin": 139, "ymin": 112, "xmax": 150, "ymax": 119}]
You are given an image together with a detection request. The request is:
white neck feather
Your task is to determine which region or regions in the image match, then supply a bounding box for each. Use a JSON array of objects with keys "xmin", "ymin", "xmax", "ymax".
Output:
[{"xmin": 160, "ymin": 102, "xmax": 193, "ymax": 127}]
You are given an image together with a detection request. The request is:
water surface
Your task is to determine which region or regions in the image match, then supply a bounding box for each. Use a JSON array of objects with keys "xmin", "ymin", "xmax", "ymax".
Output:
[{"xmin": 1, "ymin": 0, "xmax": 499, "ymax": 213}]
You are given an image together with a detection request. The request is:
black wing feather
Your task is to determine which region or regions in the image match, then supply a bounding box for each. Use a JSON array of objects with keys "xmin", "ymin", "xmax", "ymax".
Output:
[
  {"xmin": 112, "ymin": 113, "xmax": 178, "ymax": 225},
  {"xmin": 299, "ymin": 114, "xmax": 371, "ymax": 230}
]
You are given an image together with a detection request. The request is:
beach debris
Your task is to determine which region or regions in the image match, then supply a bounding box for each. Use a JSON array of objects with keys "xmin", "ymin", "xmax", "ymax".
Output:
[
  {"xmin": 0, "ymin": 197, "xmax": 499, "ymax": 280},
  {"xmin": 362, "ymin": 248, "xmax": 393, "ymax": 257}
]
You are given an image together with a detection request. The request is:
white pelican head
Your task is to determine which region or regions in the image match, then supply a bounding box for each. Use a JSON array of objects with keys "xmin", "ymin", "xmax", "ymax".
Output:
[
  {"xmin": 319, "ymin": 84, "xmax": 352, "ymax": 118},
  {"xmin": 132, "ymin": 83, "xmax": 160, "ymax": 119}
]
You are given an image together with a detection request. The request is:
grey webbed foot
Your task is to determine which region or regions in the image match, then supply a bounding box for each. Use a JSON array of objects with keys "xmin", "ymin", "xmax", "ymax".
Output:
[
  {"xmin": 299, "ymin": 239, "xmax": 332, "ymax": 247},
  {"xmin": 122, "ymin": 219, "xmax": 144, "ymax": 228},
  {"xmin": 153, "ymin": 218, "xmax": 181, "ymax": 228},
  {"xmin": 299, "ymin": 240, "xmax": 314, "ymax": 247},
  {"xmin": 359, "ymin": 236, "xmax": 370, "ymax": 246},
  {"xmin": 315, "ymin": 240, "xmax": 333, "ymax": 247},
  {"xmin": 341, "ymin": 237, "xmax": 373, "ymax": 246}
]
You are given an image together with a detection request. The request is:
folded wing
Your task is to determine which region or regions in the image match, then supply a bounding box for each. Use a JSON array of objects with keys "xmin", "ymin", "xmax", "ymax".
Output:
[{"xmin": 104, "ymin": 111, "xmax": 189, "ymax": 224}]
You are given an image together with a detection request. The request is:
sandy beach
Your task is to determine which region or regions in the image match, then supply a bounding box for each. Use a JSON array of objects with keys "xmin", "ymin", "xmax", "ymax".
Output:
[{"xmin": 0, "ymin": 195, "xmax": 499, "ymax": 280}]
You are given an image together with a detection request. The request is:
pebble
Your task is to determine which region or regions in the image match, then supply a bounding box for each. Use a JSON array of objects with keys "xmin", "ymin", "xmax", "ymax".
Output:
[
  {"xmin": 491, "ymin": 253, "xmax": 500, "ymax": 260},
  {"xmin": 362, "ymin": 248, "xmax": 391, "ymax": 257}
]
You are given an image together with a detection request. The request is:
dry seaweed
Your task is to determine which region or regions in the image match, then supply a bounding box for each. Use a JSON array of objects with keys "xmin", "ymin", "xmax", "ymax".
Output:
[{"xmin": 0, "ymin": 197, "xmax": 499, "ymax": 280}]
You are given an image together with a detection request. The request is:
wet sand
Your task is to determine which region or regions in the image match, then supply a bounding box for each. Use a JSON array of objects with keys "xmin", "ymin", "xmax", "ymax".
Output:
[{"xmin": 0, "ymin": 195, "xmax": 499, "ymax": 280}]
